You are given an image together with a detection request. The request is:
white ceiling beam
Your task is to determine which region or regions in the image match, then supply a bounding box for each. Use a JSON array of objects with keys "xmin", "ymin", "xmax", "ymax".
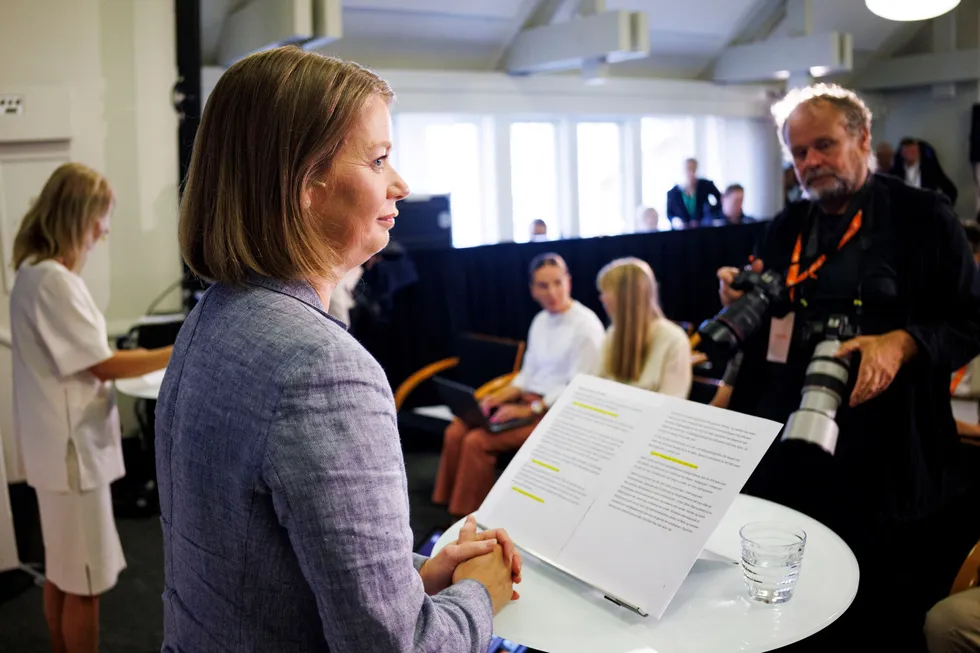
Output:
[
  {"xmin": 728, "ymin": 0, "xmax": 787, "ymax": 47},
  {"xmin": 578, "ymin": 0, "xmax": 605, "ymax": 16},
  {"xmin": 492, "ymin": 0, "xmax": 578, "ymax": 70},
  {"xmin": 839, "ymin": 21, "xmax": 924, "ymax": 87},
  {"xmin": 216, "ymin": 0, "xmax": 313, "ymax": 66},
  {"xmin": 504, "ymin": 10, "xmax": 649, "ymax": 75},
  {"xmin": 713, "ymin": 31, "xmax": 852, "ymax": 84},
  {"xmin": 851, "ymin": 49, "xmax": 980, "ymax": 91},
  {"xmin": 303, "ymin": 0, "xmax": 343, "ymax": 52},
  {"xmin": 699, "ymin": 0, "xmax": 786, "ymax": 80},
  {"xmin": 785, "ymin": 0, "xmax": 811, "ymax": 37}
]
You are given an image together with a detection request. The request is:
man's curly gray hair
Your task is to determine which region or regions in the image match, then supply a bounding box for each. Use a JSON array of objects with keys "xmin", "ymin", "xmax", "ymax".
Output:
[{"xmin": 771, "ymin": 83, "xmax": 877, "ymax": 172}]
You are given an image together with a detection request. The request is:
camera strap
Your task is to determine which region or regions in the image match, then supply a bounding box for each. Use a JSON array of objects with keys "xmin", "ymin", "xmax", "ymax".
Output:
[{"xmin": 786, "ymin": 209, "xmax": 862, "ymax": 301}]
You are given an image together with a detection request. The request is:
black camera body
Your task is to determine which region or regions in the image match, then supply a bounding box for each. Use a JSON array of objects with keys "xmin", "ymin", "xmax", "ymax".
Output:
[
  {"xmin": 698, "ymin": 269, "xmax": 860, "ymax": 455},
  {"xmin": 697, "ymin": 269, "xmax": 791, "ymax": 364}
]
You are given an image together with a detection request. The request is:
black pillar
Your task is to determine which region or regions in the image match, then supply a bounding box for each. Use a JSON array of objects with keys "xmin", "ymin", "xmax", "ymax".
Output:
[{"xmin": 174, "ymin": 0, "xmax": 205, "ymax": 312}]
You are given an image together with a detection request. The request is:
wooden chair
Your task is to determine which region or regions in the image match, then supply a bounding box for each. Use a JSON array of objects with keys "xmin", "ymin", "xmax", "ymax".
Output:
[
  {"xmin": 950, "ymin": 538, "xmax": 980, "ymax": 595},
  {"xmin": 393, "ymin": 333, "xmax": 526, "ymax": 412}
]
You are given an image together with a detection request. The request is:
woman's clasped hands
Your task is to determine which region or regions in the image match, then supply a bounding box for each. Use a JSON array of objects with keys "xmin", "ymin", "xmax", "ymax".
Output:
[{"xmin": 419, "ymin": 516, "xmax": 523, "ymax": 614}]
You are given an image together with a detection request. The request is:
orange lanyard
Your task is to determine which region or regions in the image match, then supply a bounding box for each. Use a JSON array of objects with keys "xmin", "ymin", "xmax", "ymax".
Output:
[
  {"xmin": 786, "ymin": 210, "xmax": 863, "ymax": 301},
  {"xmin": 951, "ymin": 366, "xmax": 968, "ymax": 394}
]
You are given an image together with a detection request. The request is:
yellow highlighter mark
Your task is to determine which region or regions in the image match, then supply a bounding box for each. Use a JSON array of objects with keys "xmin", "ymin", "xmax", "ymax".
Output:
[
  {"xmin": 650, "ymin": 451, "xmax": 698, "ymax": 469},
  {"xmin": 532, "ymin": 459, "xmax": 559, "ymax": 472},
  {"xmin": 572, "ymin": 401, "xmax": 618, "ymax": 418},
  {"xmin": 512, "ymin": 486, "xmax": 545, "ymax": 503}
]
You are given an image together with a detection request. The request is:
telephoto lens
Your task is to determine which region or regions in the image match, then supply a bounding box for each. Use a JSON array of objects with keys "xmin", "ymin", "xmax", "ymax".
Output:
[{"xmin": 780, "ymin": 339, "xmax": 853, "ymax": 455}]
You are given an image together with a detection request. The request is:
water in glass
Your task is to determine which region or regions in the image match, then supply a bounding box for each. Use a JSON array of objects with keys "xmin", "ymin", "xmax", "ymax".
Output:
[{"xmin": 740, "ymin": 522, "xmax": 807, "ymax": 604}]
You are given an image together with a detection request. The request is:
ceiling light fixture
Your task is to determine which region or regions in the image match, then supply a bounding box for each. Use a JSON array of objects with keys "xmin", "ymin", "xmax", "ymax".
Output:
[{"xmin": 865, "ymin": 0, "xmax": 960, "ymax": 22}]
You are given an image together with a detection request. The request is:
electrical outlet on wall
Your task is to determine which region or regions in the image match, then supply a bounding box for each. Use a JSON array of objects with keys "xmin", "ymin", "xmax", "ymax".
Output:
[{"xmin": 0, "ymin": 96, "xmax": 24, "ymax": 116}]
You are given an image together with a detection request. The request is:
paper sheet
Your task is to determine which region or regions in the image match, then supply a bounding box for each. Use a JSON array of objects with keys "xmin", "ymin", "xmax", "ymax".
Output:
[{"xmin": 477, "ymin": 374, "xmax": 782, "ymax": 618}]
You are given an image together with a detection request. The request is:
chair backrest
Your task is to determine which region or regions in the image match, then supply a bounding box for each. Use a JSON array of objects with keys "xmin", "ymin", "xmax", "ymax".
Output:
[
  {"xmin": 950, "ymin": 539, "xmax": 980, "ymax": 595},
  {"xmin": 451, "ymin": 333, "xmax": 525, "ymax": 389}
]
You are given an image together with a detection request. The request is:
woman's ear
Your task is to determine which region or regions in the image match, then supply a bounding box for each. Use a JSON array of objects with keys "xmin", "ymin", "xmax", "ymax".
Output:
[{"xmin": 303, "ymin": 179, "xmax": 328, "ymax": 210}]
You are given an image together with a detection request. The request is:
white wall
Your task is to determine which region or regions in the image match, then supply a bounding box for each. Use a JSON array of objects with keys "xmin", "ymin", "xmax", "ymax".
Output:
[
  {"xmin": 0, "ymin": 0, "xmax": 180, "ymax": 482},
  {"xmin": 870, "ymin": 83, "xmax": 978, "ymax": 220},
  {"xmin": 100, "ymin": 0, "xmax": 182, "ymax": 335}
]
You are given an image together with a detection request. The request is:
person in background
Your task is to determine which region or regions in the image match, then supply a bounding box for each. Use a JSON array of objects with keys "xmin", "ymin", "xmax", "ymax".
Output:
[
  {"xmin": 158, "ymin": 47, "xmax": 520, "ymax": 652},
  {"xmin": 890, "ymin": 137, "xmax": 958, "ymax": 204},
  {"xmin": 636, "ymin": 206, "xmax": 660, "ymax": 232},
  {"xmin": 925, "ymin": 589, "xmax": 980, "ymax": 653},
  {"xmin": 529, "ymin": 219, "xmax": 548, "ymax": 241},
  {"xmin": 326, "ymin": 265, "xmax": 363, "ymax": 326},
  {"xmin": 875, "ymin": 141, "xmax": 895, "ymax": 174},
  {"xmin": 717, "ymin": 184, "xmax": 755, "ymax": 225},
  {"xmin": 595, "ymin": 258, "xmax": 692, "ymax": 398},
  {"xmin": 953, "ymin": 220, "xmax": 980, "ymax": 440},
  {"xmin": 10, "ymin": 163, "xmax": 173, "ymax": 653},
  {"xmin": 433, "ymin": 253, "xmax": 605, "ymax": 517},
  {"xmin": 783, "ymin": 163, "xmax": 804, "ymax": 206},
  {"xmin": 666, "ymin": 158, "xmax": 721, "ymax": 228},
  {"xmin": 924, "ymin": 222, "xmax": 980, "ymax": 653},
  {"xmin": 709, "ymin": 352, "xmax": 743, "ymax": 410},
  {"xmin": 717, "ymin": 83, "xmax": 980, "ymax": 649}
]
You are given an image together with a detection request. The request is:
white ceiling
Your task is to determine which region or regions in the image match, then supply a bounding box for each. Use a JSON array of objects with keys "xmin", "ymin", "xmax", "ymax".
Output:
[{"xmin": 199, "ymin": 0, "xmax": 933, "ymax": 78}]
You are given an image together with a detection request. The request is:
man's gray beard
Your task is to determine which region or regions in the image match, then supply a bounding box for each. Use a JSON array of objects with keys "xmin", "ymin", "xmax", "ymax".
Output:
[{"xmin": 804, "ymin": 177, "xmax": 854, "ymax": 204}]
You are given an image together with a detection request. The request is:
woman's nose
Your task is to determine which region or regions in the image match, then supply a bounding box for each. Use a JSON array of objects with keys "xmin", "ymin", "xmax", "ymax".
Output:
[{"xmin": 388, "ymin": 166, "xmax": 409, "ymax": 200}]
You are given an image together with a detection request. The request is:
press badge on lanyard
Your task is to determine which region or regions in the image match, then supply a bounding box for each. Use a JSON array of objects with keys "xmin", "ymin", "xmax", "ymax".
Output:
[{"xmin": 767, "ymin": 313, "xmax": 795, "ymax": 364}]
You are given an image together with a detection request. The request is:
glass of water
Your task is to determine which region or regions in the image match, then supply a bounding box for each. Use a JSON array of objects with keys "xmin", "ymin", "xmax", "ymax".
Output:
[{"xmin": 740, "ymin": 522, "xmax": 807, "ymax": 604}]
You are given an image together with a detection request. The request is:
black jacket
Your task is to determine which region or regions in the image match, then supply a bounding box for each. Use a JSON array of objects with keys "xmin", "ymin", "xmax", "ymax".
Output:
[
  {"xmin": 728, "ymin": 174, "xmax": 980, "ymax": 528},
  {"xmin": 666, "ymin": 179, "xmax": 721, "ymax": 226},
  {"xmin": 888, "ymin": 140, "xmax": 958, "ymax": 204}
]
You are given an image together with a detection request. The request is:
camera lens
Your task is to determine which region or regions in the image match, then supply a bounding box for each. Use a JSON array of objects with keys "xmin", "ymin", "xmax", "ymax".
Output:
[
  {"xmin": 697, "ymin": 289, "xmax": 771, "ymax": 362},
  {"xmin": 781, "ymin": 340, "xmax": 852, "ymax": 455}
]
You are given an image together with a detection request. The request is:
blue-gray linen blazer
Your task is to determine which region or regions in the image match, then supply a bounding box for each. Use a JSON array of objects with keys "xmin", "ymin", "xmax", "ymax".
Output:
[{"xmin": 156, "ymin": 276, "xmax": 492, "ymax": 652}]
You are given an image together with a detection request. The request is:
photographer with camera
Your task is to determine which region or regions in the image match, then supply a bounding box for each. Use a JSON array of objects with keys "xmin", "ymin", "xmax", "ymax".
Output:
[{"xmin": 707, "ymin": 85, "xmax": 980, "ymax": 649}]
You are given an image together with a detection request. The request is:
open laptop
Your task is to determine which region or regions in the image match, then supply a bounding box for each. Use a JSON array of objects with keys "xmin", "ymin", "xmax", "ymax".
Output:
[{"xmin": 433, "ymin": 377, "xmax": 535, "ymax": 433}]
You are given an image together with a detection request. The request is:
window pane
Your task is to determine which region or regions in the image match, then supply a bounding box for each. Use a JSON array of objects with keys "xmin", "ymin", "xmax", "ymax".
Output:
[
  {"xmin": 392, "ymin": 115, "xmax": 486, "ymax": 248},
  {"xmin": 640, "ymin": 117, "xmax": 696, "ymax": 231},
  {"xmin": 424, "ymin": 123, "xmax": 484, "ymax": 248},
  {"xmin": 511, "ymin": 122, "xmax": 559, "ymax": 243},
  {"xmin": 577, "ymin": 122, "xmax": 624, "ymax": 238}
]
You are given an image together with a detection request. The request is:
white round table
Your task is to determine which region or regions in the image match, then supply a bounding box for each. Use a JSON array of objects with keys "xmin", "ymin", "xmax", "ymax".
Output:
[
  {"xmin": 434, "ymin": 494, "xmax": 858, "ymax": 653},
  {"xmin": 115, "ymin": 369, "xmax": 166, "ymax": 400}
]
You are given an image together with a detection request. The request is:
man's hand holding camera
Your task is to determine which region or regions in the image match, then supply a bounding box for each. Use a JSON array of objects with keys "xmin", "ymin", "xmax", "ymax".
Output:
[
  {"xmin": 835, "ymin": 330, "xmax": 918, "ymax": 407},
  {"xmin": 717, "ymin": 257, "xmax": 919, "ymax": 407}
]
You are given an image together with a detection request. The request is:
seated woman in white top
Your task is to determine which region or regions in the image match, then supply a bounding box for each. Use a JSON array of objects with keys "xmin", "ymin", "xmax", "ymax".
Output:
[
  {"xmin": 433, "ymin": 253, "xmax": 605, "ymax": 517},
  {"xmin": 9, "ymin": 163, "xmax": 173, "ymax": 653},
  {"xmin": 596, "ymin": 257, "xmax": 692, "ymax": 398}
]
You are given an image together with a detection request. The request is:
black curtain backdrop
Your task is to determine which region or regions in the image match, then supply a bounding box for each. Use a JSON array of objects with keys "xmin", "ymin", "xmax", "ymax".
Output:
[{"xmin": 360, "ymin": 223, "xmax": 766, "ymax": 391}]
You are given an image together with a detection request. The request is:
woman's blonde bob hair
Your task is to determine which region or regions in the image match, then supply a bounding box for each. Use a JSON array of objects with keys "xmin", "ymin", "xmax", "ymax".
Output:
[
  {"xmin": 597, "ymin": 257, "xmax": 663, "ymax": 383},
  {"xmin": 179, "ymin": 46, "xmax": 394, "ymax": 285},
  {"xmin": 12, "ymin": 162, "xmax": 113, "ymax": 270}
]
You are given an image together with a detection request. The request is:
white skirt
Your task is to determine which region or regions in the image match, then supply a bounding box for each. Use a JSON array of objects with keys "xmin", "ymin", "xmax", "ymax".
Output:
[{"xmin": 35, "ymin": 441, "xmax": 126, "ymax": 596}]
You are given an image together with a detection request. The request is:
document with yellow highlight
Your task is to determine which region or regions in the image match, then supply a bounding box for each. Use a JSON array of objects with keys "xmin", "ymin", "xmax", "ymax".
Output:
[{"xmin": 476, "ymin": 373, "xmax": 782, "ymax": 618}]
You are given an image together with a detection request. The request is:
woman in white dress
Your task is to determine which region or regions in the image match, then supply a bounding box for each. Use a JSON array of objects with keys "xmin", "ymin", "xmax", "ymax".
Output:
[
  {"xmin": 596, "ymin": 257, "xmax": 692, "ymax": 398},
  {"xmin": 9, "ymin": 163, "xmax": 173, "ymax": 653}
]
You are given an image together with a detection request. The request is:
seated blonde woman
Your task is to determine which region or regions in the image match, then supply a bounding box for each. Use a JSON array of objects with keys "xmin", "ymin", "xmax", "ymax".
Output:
[{"xmin": 596, "ymin": 258, "xmax": 692, "ymax": 397}]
